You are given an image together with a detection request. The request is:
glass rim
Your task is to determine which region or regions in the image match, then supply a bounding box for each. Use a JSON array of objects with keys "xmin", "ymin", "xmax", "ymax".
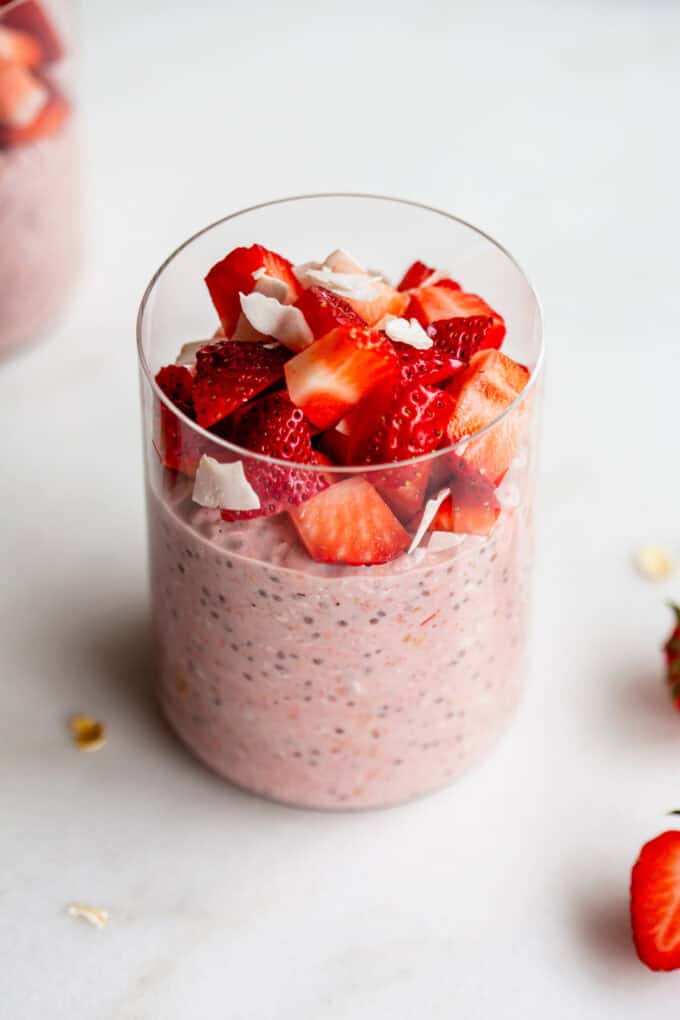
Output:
[{"xmin": 136, "ymin": 192, "xmax": 545, "ymax": 474}]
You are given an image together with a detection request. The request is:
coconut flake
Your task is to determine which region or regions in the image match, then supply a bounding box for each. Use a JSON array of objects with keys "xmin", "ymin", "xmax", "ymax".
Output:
[
  {"xmin": 239, "ymin": 291, "xmax": 313, "ymax": 351},
  {"xmin": 67, "ymin": 904, "xmax": 109, "ymax": 930},
  {"xmin": 323, "ymin": 248, "xmax": 366, "ymax": 274},
  {"xmin": 193, "ymin": 456, "xmax": 260, "ymax": 511},
  {"xmin": 408, "ymin": 488, "xmax": 450, "ymax": 555},
  {"xmin": 635, "ymin": 544, "xmax": 675, "ymax": 581},
  {"xmin": 383, "ymin": 316, "xmax": 433, "ymax": 350},
  {"xmin": 175, "ymin": 340, "xmax": 209, "ymax": 366},
  {"xmin": 252, "ymin": 270, "xmax": 290, "ymax": 303},
  {"xmin": 302, "ymin": 268, "xmax": 381, "ymax": 302}
]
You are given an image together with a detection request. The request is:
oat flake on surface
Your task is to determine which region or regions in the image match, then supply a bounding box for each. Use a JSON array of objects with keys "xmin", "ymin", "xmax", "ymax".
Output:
[
  {"xmin": 67, "ymin": 904, "xmax": 109, "ymax": 929},
  {"xmin": 635, "ymin": 545, "xmax": 675, "ymax": 581},
  {"xmin": 70, "ymin": 715, "xmax": 106, "ymax": 751}
]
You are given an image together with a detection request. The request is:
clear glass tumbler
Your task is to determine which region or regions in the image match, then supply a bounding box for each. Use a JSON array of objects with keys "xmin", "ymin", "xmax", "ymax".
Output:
[
  {"xmin": 137, "ymin": 194, "xmax": 543, "ymax": 810},
  {"xmin": 0, "ymin": 0, "xmax": 80, "ymax": 355}
]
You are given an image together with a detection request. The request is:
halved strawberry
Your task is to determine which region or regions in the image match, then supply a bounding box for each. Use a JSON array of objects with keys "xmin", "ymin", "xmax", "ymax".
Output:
[
  {"xmin": 397, "ymin": 260, "xmax": 436, "ymax": 291},
  {"xmin": 631, "ymin": 829, "xmax": 680, "ymax": 972},
  {"xmin": 0, "ymin": 24, "xmax": 42, "ymax": 66},
  {"xmin": 408, "ymin": 286, "xmax": 505, "ymax": 347},
  {"xmin": 219, "ymin": 392, "xmax": 326, "ymax": 520},
  {"xmin": 445, "ymin": 350, "xmax": 530, "ymax": 483},
  {"xmin": 425, "ymin": 456, "xmax": 501, "ymax": 536},
  {"xmin": 0, "ymin": 81, "xmax": 69, "ymax": 146},
  {"xmin": 3, "ymin": 1, "xmax": 64, "ymax": 63},
  {"xmin": 345, "ymin": 280, "xmax": 409, "ymax": 326},
  {"xmin": 154, "ymin": 365, "xmax": 206, "ymax": 475},
  {"xmin": 427, "ymin": 315, "xmax": 496, "ymax": 361},
  {"xmin": 290, "ymin": 476, "xmax": 410, "ymax": 565},
  {"xmin": 192, "ymin": 340, "xmax": 290, "ymax": 428},
  {"xmin": 295, "ymin": 285, "xmax": 366, "ymax": 339},
  {"xmin": 284, "ymin": 325, "xmax": 398, "ymax": 430},
  {"xmin": 205, "ymin": 244, "xmax": 302, "ymax": 337}
]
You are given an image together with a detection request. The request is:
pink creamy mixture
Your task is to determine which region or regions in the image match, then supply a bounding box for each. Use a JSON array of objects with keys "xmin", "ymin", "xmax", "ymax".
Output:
[
  {"xmin": 148, "ymin": 451, "xmax": 534, "ymax": 809},
  {"xmin": 0, "ymin": 123, "xmax": 79, "ymax": 353}
]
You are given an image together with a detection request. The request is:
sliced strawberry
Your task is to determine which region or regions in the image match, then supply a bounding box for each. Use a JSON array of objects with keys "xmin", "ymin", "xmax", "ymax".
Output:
[
  {"xmin": 290, "ymin": 476, "xmax": 410, "ymax": 565},
  {"xmin": 408, "ymin": 286, "xmax": 505, "ymax": 346},
  {"xmin": 393, "ymin": 336, "xmax": 465, "ymax": 388},
  {"xmin": 284, "ymin": 325, "xmax": 398, "ymax": 430},
  {"xmin": 294, "ymin": 285, "xmax": 366, "ymax": 339},
  {"xmin": 345, "ymin": 280, "xmax": 409, "ymax": 326},
  {"xmin": 427, "ymin": 315, "xmax": 496, "ymax": 361},
  {"xmin": 631, "ymin": 830, "xmax": 680, "ymax": 972},
  {"xmin": 433, "ymin": 277, "xmax": 462, "ymax": 292},
  {"xmin": 445, "ymin": 350, "xmax": 530, "ymax": 483},
  {"xmin": 425, "ymin": 457, "xmax": 501, "ymax": 536},
  {"xmin": 219, "ymin": 392, "xmax": 326, "ymax": 520},
  {"xmin": 154, "ymin": 365, "xmax": 206, "ymax": 475},
  {"xmin": 205, "ymin": 244, "xmax": 301, "ymax": 338},
  {"xmin": 3, "ymin": 1, "xmax": 64, "ymax": 63},
  {"xmin": 316, "ymin": 426, "xmax": 352, "ymax": 466},
  {"xmin": 0, "ymin": 25, "xmax": 42, "ymax": 66},
  {"xmin": 0, "ymin": 81, "xmax": 69, "ymax": 146},
  {"xmin": 397, "ymin": 260, "xmax": 436, "ymax": 291},
  {"xmin": 192, "ymin": 340, "xmax": 290, "ymax": 428}
]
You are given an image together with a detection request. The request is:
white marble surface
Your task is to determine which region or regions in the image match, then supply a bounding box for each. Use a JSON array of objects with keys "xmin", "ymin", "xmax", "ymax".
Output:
[{"xmin": 2, "ymin": 0, "xmax": 680, "ymax": 1015}]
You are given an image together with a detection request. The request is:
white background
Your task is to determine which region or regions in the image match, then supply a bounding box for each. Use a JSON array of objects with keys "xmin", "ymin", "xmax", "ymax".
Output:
[{"xmin": 2, "ymin": 0, "xmax": 680, "ymax": 1016}]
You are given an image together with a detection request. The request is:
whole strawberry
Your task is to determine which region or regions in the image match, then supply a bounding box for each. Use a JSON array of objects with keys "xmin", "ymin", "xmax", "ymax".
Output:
[{"xmin": 665, "ymin": 604, "xmax": 680, "ymax": 710}]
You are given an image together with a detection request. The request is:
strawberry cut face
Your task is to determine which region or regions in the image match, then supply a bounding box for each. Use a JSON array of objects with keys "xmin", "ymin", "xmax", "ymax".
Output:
[
  {"xmin": 425, "ymin": 456, "xmax": 501, "ymax": 536},
  {"xmin": 192, "ymin": 340, "xmax": 290, "ymax": 428},
  {"xmin": 205, "ymin": 244, "xmax": 302, "ymax": 338},
  {"xmin": 289, "ymin": 476, "xmax": 410, "ymax": 565},
  {"xmin": 284, "ymin": 325, "xmax": 399, "ymax": 430},
  {"xmin": 631, "ymin": 830, "xmax": 680, "ymax": 972},
  {"xmin": 294, "ymin": 285, "xmax": 366, "ymax": 339}
]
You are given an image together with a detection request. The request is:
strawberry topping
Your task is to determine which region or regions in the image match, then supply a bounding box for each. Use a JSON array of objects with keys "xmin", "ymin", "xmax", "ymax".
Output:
[
  {"xmin": 295, "ymin": 285, "xmax": 366, "ymax": 339},
  {"xmin": 427, "ymin": 315, "xmax": 497, "ymax": 361},
  {"xmin": 397, "ymin": 260, "xmax": 436, "ymax": 291},
  {"xmin": 154, "ymin": 366, "xmax": 206, "ymax": 475},
  {"xmin": 3, "ymin": 1, "xmax": 64, "ymax": 64},
  {"xmin": 205, "ymin": 244, "xmax": 302, "ymax": 338},
  {"xmin": 192, "ymin": 340, "xmax": 290, "ymax": 428},
  {"xmin": 290, "ymin": 477, "xmax": 410, "ymax": 565},
  {"xmin": 284, "ymin": 325, "xmax": 399, "ymax": 430},
  {"xmin": 426, "ymin": 457, "xmax": 501, "ymax": 536}
]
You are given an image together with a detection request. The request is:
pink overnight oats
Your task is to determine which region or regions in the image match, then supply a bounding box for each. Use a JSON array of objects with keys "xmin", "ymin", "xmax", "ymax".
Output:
[
  {"xmin": 138, "ymin": 196, "xmax": 543, "ymax": 810},
  {"xmin": 0, "ymin": 1, "xmax": 79, "ymax": 355}
]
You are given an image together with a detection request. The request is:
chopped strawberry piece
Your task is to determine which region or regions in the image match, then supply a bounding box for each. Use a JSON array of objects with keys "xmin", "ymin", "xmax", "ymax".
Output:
[
  {"xmin": 433, "ymin": 278, "xmax": 462, "ymax": 292},
  {"xmin": 0, "ymin": 62, "xmax": 46, "ymax": 127},
  {"xmin": 205, "ymin": 244, "xmax": 302, "ymax": 338},
  {"xmin": 0, "ymin": 81, "xmax": 69, "ymax": 146},
  {"xmin": 154, "ymin": 365, "xmax": 205, "ymax": 475},
  {"xmin": 219, "ymin": 391, "xmax": 326, "ymax": 520},
  {"xmin": 631, "ymin": 829, "xmax": 680, "ymax": 971},
  {"xmin": 426, "ymin": 457, "xmax": 501, "ymax": 536},
  {"xmin": 345, "ymin": 280, "xmax": 409, "ymax": 326},
  {"xmin": 345, "ymin": 382, "xmax": 456, "ymax": 519},
  {"xmin": 393, "ymin": 332, "xmax": 466, "ymax": 388},
  {"xmin": 397, "ymin": 260, "xmax": 436, "ymax": 291},
  {"xmin": 427, "ymin": 315, "xmax": 497, "ymax": 362},
  {"xmin": 284, "ymin": 325, "xmax": 398, "ymax": 430},
  {"xmin": 445, "ymin": 350, "xmax": 530, "ymax": 483},
  {"xmin": 290, "ymin": 477, "xmax": 410, "ymax": 565},
  {"xmin": 3, "ymin": 1, "xmax": 64, "ymax": 63},
  {"xmin": 408, "ymin": 287, "xmax": 505, "ymax": 346},
  {"xmin": 192, "ymin": 340, "xmax": 290, "ymax": 428},
  {"xmin": 0, "ymin": 25, "xmax": 42, "ymax": 66},
  {"xmin": 349, "ymin": 382, "xmax": 456, "ymax": 465},
  {"xmin": 295, "ymin": 285, "xmax": 366, "ymax": 339},
  {"xmin": 316, "ymin": 426, "xmax": 352, "ymax": 466}
]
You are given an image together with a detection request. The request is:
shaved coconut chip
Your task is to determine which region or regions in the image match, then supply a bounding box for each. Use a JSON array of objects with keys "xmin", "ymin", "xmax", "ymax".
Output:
[
  {"xmin": 175, "ymin": 340, "xmax": 208, "ymax": 366},
  {"xmin": 335, "ymin": 417, "xmax": 351, "ymax": 436},
  {"xmin": 239, "ymin": 291, "xmax": 313, "ymax": 351},
  {"xmin": 383, "ymin": 316, "xmax": 433, "ymax": 350},
  {"xmin": 635, "ymin": 544, "xmax": 675, "ymax": 580},
  {"xmin": 323, "ymin": 248, "xmax": 366, "ymax": 274},
  {"xmin": 303, "ymin": 268, "xmax": 381, "ymax": 302},
  {"xmin": 408, "ymin": 488, "xmax": 450, "ymax": 554},
  {"xmin": 252, "ymin": 271, "xmax": 290, "ymax": 304},
  {"xmin": 292, "ymin": 260, "xmax": 323, "ymax": 286},
  {"xmin": 67, "ymin": 904, "xmax": 109, "ymax": 930},
  {"xmin": 193, "ymin": 456, "xmax": 260, "ymax": 511}
]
